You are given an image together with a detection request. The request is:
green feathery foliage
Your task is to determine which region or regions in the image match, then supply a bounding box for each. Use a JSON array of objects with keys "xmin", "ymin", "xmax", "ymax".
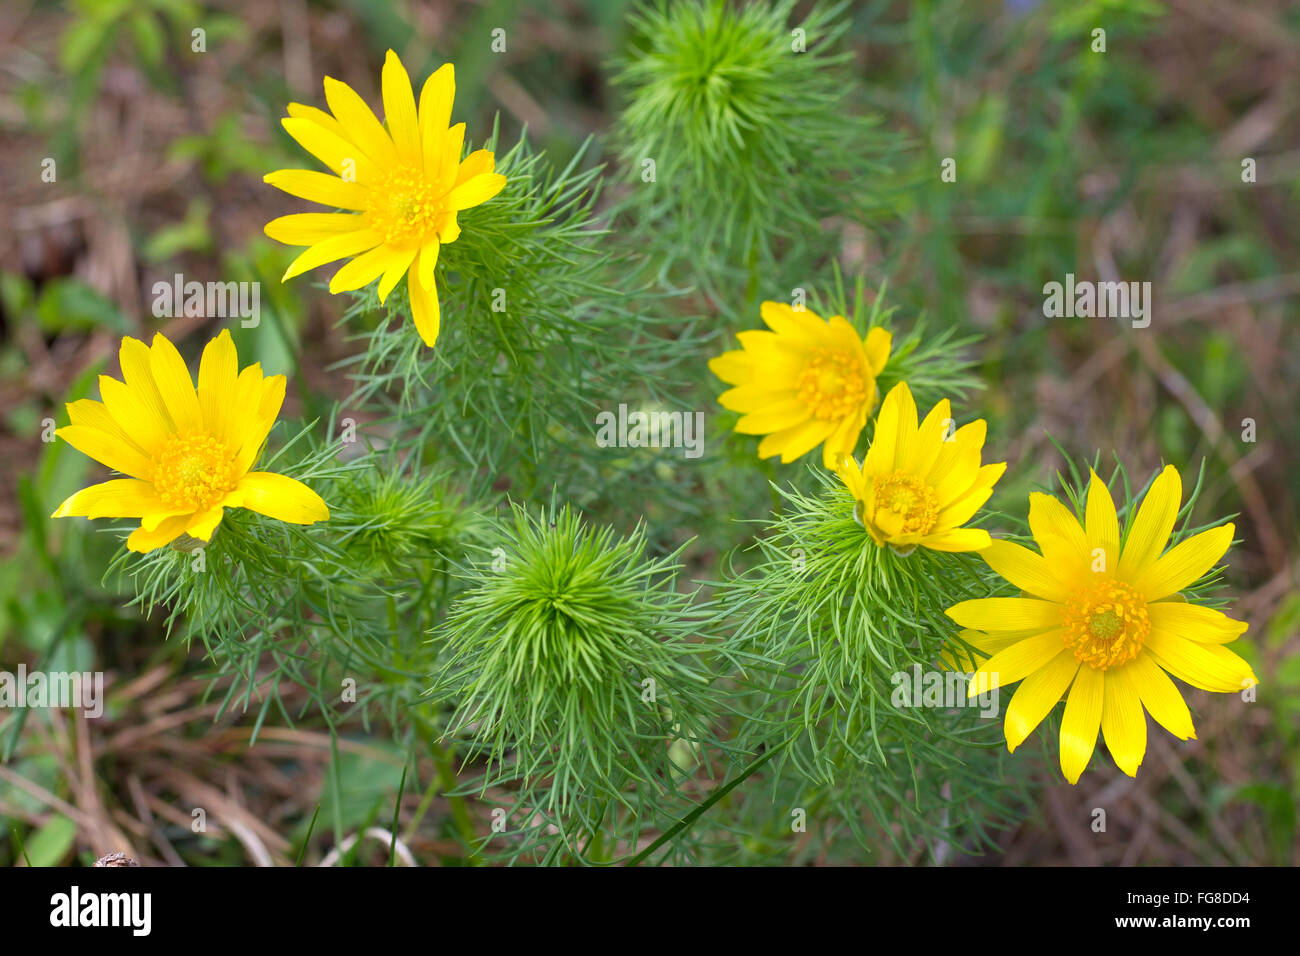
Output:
[
  {"xmin": 709, "ymin": 466, "xmax": 1026, "ymax": 846},
  {"xmin": 63, "ymin": 0, "xmax": 1145, "ymax": 866},
  {"xmin": 431, "ymin": 501, "xmax": 721, "ymax": 838},
  {"xmin": 611, "ymin": 0, "xmax": 899, "ymax": 302},
  {"xmin": 335, "ymin": 128, "xmax": 711, "ymax": 516}
]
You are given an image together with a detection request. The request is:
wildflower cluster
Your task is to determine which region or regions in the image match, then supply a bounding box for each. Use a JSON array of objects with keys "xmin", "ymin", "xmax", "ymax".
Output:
[{"xmin": 43, "ymin": 0, "xmax": 1256, "ymax": 866}]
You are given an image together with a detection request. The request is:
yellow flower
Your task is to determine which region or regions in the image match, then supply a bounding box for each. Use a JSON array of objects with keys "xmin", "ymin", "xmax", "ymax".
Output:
[
  {"xmin": 51, "ymin": 330, "xmax": 329, "ymax": 553},
  {"xmin": 835, "ymin": 382, "xmax": 1005, "ymax": 554},
  {"xmin": 264, "ymin": 50, "xmax": 507, "ymax": 348},
  {"xmin": 946, "ymin": 466, "xmax": 1257, "ymax": 783},
  {"xmin": 709, "ymin": 301, "xmax": 891, "ymax": 468}
]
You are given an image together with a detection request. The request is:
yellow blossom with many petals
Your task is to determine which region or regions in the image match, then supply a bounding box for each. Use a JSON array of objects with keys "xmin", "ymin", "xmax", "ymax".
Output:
[
  {"xmin": 709, "ymin": 301, "xmax": 891, "ymax": 468},
  {"xmin": 835, "ymin": 381, "xmax": 1005, "ymax": 554},
  {"xmin": 52, "ymin": 330, "xmax": 329, "ymax": 552},
  {"xmin": 264, "ymin": 50, "xmax": 506, "ymax": 348},
  {"xmin": 946, "ymin": 466, "xmax": 1257, "ymax": 783}
]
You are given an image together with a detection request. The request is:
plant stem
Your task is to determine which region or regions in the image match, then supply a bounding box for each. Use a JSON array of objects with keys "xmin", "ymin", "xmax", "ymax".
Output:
[{"xmin": 625, "ymin": 736, "xmax": 793, "ymax": 866}]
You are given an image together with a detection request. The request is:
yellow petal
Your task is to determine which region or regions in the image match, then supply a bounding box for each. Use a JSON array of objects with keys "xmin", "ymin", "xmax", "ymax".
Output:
[
  {"xmin": 380, "ymin": 50, "xmax": 421, "ymax": 164},
  {"xmin": 862, "ymin": 381, "xmax": 906, "ymax": 476},
  {"xmin": 437, "ymin": 123, "xmax": 467, "ymax": 192},
  {"xmin": 1085, "ymin": 469, "xmax": 1120, "ymax": 574},
  {"xmin": 98, "ymin": 375, "xmax": 169, "ymax": 456},
  {"xmin": 148, "ymin": 333, "xmax": 203, "ymax": 434},
  {"xmin": 237, "ymin": 472, "xmax": 329, "ymax": 524},
  {"xmin": 969, "ymin": 629, "xmax": 1068, "ymax": 696},
  {"xmin": 1118, "ymin": 465, "xmax": 1181, "ymax": 579},
  {"xmin": 56, "ymin": 425, "xmax": 153, "ymax": 480},
  {"xmin": 447, "ymin": 173, "xmax": 507, "ymax": 211},
  {"xmin": 718, "ymin": 384, "xmax": 793, "ymax": 414},
  {"xmin": 1147, "ymin": 601, "xmax": 1249, "ymax": 645},
  {"xmin": 263, "ymin": 170, "xmax": 369, "ymax": 212},
  {"xmin": 734, "ymin": 328, "xmax": 787, "ymax": 356},
  {"xmin": 943, "ymin": 626, "xmax": 1035, "ymax": 671},
  {"xmin": 708, "ymin": 350, "xmax": 753, "ymax": 386},
  {"xmin": 257, "ymin": 373, "xmax": 286, "ymax": 419},
  {"xmin": 864, "ymin": 326, "xmax": 891, "ymax": 375},
  {"xmin": 377, "ymin": 247, "xmax": 419, "ymax": 304},
  {"xmin": 409, "ymin": 272, "xmax": 441, "ymax": 347},
  {"xmin": 235, "ymin": 374, "xmax": 286, "ymax": 474},
  {"xmin": 902, "ymin": 398, "xmax": 951, "ymax": 477},
  {"xmin": 66, "ymin": 398, "xmax": 150, "ymax": 458},
  {"xmin": 835, "ymin": 457, "xmax": 866, "ymax": 499},
  {"xmin": 756, "ymin": 418, "xmax": 835, "ymax": 463},
  {"xmin": 455, "ymin": 149, "xmax": 494, "ymax": 186},
  {"xmin": 197, "ymin": 329, "xmax": 238, "ymax": 445},
  {"xmin": 933, "ymin": 462, "xmax": 1005, "ymax": 530},
  {"xmin": 919, "ymin": 528, "xmax": 991, "ymax": 552},
  {"xmin": 186, "ymin": 505, "xmax": 227, "ymax": 541},
  {"xmin": 1028, "ymin": 492, "xmax": 1090, "ymax": 582},
  {"xmin": 735, "ymin": 399, "xmax": 808, "ymax": 434},
  {"xmin": 439, "ymin": 212, "xmax": 461, "ymax": 244},
  {"xmin": 1132, "ymin": 523, "xmax": 1235, "ymax": 602},
  {"xmin": 282, "ymin": 228, "xmax": 382, "ymax": 282},
  {"xmin": 416, "ymin": 238, "xmax": 439, "ymax": 293},
  {"xmin": 979, "ymin": 539, "xmax": 1073, "ymax": 602},
  {"xmin": 926, "ymin": 418, "xmax": 985, "ymax": 493},
  {"xmin": 286, "ymin": 102, "xmax": 354, "ymax": 145},
  {"xmin": 759, "ymin": 301, "xmax": 824, "ymax": 342},
  {"xmin": 1101, "ymin": 664, "xmax": 1146, "ymax": 777},
  {"xmin": 876, "ymin": 382, "xmax": 917, "ymax": 473},
  {"xmin": 828, "ymin": 315, "xmax": 866, "ymax": 355},
  {"xmin": 231, "ymin": 362, "xmax": 264, "ymax": 416},
  {"xmin": 118, "ymin": 336, "xmax": 175, "ymax": 435},
  {"xmin": 126, "ymin": 514, "xmax": 191, "ymax": 553},
  {"xmin": 281, "ymin": 117, "xmax": 377, "ymax": 182},
  {"xmin": 285, "ymin": 102, "xmax": 385, "ymax": 167},
  {"xmin": 226, "ymin": 364, "xmax": 264, "ymax": 463},
  {"xmin": 946, "ymin": 597, "xmax": 1061, "ymax": 632},
  {"xmin": 418, "ymin": 63, "xmax": 455, "ymax": 173},
  {"xmin": 1004, "ymin": 649, "xmax": 1078, "ymax": 750},
  {"xmin": 1059, "ymin": 665, "xmax": 1103, "ymax": 784},
  {"xmin": 329, "ymin": 243, "xmax": 413, "ymax": 295},
  {"xmin": 820, "ymin": 413, "xmax": 863, "ymax": 470},
  {"xmin": 1127, "ymin": 653, "xmax": 1196, "ymax": 740},
  {"xmin": 266, "ymin": 212, "xmax": 365, "ymax": 246},
  {"xmin": 52, "ymin": 478, "xmax": 163, "ymax": 519},
  {"xmin": 322, "ymin": 75, "xmax": 399, "ymax": 167},
  {"xmin": 1145, "ymin": 630, "xmax": 1257, "ymax": 693},
  {"xmin": 140, "ymin": 508, "xmax": 189, "ymax": 532},
  {"xmin": 962, "ymin": 626, "xmax": 1049, "ymax": 656}
]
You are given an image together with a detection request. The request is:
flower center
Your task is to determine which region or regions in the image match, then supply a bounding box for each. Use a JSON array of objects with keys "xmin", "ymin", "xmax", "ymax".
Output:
[
  {"xmin": 153, "ymin": 434, "xmax": 238, "ymax": 512},
  {"xmin": 367, "ymin": 167, "xmax": 445, "ymax": 245},
  {"xmin": 796, "ymin": 348, "xmax": 868, "ymax": 420},
  {"xmin": 1061, "ymin": 579, "xmax": 1150, "ymax": 670},
  {"xmin": 871, "ymin": 471, "xmax": 939, "ymax": 537}
]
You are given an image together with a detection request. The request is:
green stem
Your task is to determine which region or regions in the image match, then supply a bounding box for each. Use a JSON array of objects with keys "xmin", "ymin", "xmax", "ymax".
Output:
[
  {"xmin": 625, "ymin": 736, "xmax": 793, "ymax": 867},
  {"xmin": 415, "ymin": 718, "xmax": 482, "ymax": 865}
]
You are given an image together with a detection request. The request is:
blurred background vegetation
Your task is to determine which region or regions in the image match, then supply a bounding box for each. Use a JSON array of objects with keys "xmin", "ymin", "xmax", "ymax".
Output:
[{"xmin": 0, "ymin": 0, "xmax": 1297, "ymax": 865}]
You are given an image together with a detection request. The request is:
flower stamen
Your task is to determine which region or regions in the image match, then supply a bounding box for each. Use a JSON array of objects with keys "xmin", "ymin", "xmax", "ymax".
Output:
[
  {"xmin": 796, "ymin": 348, "xmax": 868, "ymax": 421},
  {"xmin": 153, "ymin": 434, "xmax": 238, "ymax": 512},
  {"xmin": 870, "ymin": 471, "xmax": 939, "ymax": 538},
  {"xmin": 1061, "ymin": 579, "xmax": 1150, "ymax": 670},
  {"xmin": 367, "ymin": 167, "xmax": 445, "ymax": 245}
]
